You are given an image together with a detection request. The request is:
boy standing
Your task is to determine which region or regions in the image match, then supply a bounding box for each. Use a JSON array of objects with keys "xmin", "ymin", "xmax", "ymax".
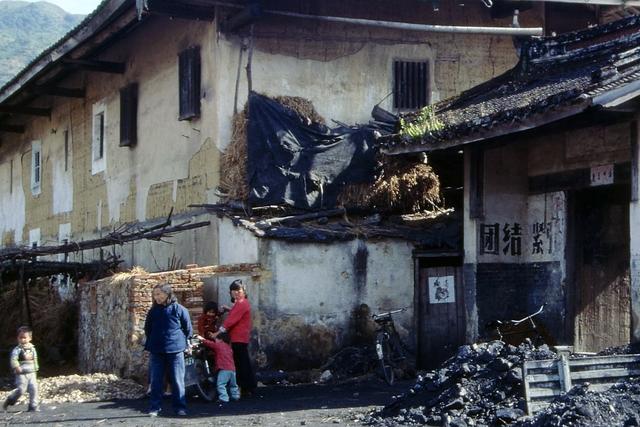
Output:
[
  {"xmin": 3, "ymin": 326, "xmax": 39, "ymax": 412},
  {"xmin": 196, "ymin": 332, "xmax": 240, "ymax": 405}
]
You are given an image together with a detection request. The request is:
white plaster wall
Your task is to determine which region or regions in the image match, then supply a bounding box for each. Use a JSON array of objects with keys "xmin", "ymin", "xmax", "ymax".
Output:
[
  {"xmin": 214, "ymin": 39, "xmax": 437, "ymax": 152},
  {"xmin": 51, "ymin": 130, "xmax": 73, "ymax": 214},
  {"xmin": 0, "ymin": 153, "xmax": 25, "ymax": 244},
  {"xmin": 526, "ymin": 192, "xmax": 566, "ymax": 264},
  {"xmin": 263, "ymin": 238, "xmax": 415, "ymax": 337},
  {"xmin": 477, "ymin": 144, "xmax": 529, "ymax": 263},
  {"xmin": 218, "ymin": 219, "xmax": 259, "ymax": 265}
]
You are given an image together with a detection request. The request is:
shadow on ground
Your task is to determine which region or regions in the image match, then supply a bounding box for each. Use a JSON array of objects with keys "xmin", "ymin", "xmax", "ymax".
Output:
[{"xmin": 1, "ymin": 376, "xmax": 411, "ymax": 426}]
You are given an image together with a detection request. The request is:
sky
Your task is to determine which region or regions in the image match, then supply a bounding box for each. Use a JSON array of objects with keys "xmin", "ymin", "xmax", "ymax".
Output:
[{"xmin": 7, "ymin": 0, "xmax": 102, "ymax": 14}]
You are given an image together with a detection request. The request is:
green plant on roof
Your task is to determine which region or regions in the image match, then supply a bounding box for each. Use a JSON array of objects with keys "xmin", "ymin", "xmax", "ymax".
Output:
[{"xmin": 399, "ymin": 105, "xmax": 443, "ymax": 140}]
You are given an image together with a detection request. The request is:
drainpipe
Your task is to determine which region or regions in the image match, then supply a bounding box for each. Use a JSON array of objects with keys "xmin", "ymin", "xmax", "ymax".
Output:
[
  {"xmin": 264, "ymin": 10, "xmax": 543, "ymax": 36},
  {"xmin": 212, "ymin": 1, "xmax": 543, "ymax": 36}
]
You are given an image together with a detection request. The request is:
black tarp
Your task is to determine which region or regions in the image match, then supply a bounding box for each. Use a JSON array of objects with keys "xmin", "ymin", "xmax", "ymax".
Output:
[{"xmin": 246, "ymin": 92, "xmax": 385, "ymax": 209}]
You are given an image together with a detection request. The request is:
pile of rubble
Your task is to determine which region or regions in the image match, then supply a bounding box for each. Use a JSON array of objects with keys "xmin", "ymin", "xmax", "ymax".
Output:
[
  {"xmin": 367, "ymin": 340, "xmax": 640, "ymax": 426},
  {"xmin": 516, "ymin": 381, "xmax": 640, "ymax": 427},
  {"xmin": 0, "ymin": 373, "xmax": 145, "ymax": 404},
  {"xmin": 367, "ymin": 340, "xmax": 556, "ymax": 426}
]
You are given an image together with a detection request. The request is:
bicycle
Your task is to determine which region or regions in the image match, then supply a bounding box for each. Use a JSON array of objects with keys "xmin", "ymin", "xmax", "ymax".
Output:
[
  {"xmin": 485, "ymin": 304, "xmax": 552, "ymax": 346},
  {"xmin": 184, "ymin": 336, "xmax": 217, "ymax": 401},
  {"xmin": 373, "ymin": 308, "xmax": 408, "ymax": 385}
]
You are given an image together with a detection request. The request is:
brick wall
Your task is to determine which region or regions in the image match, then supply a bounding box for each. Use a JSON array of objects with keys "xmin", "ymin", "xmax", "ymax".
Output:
[{"xmin": 78, "ymin": 268, "xmax": 206, "ymax": 382}]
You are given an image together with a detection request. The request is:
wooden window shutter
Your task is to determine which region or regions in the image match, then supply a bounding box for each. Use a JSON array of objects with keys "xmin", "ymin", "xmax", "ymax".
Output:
[
  {"xmin": 179, "ymin": 46, "xmax": 201, "ymax": 121},
  {"xmin": 393, "ymin": 60, "xmax": 429, "ymax": 110},
  {"xmin": 120, "ymin": 83, "xmax": 138, "ymax": 147}
]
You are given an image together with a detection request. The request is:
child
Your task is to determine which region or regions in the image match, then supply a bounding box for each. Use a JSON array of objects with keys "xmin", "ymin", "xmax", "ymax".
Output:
[
  {"xmin": 196, "ymin": 332, "xmax": 239, "ymax": 405},
  {"xmin": 197, "ymin": 301, "xmax": 222, "ymax": 340},
  {"xmin": 3, "ymin": 326, "xmax": 39, "ymax": 412}
]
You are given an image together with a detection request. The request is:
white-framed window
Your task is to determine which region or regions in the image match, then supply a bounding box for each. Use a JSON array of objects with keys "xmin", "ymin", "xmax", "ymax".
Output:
[
  {"xmin": 92, "ymin": 101, "xmax": 107, "ymax": 174},
  {"xmin": 31, "ymin": 140, "xmax": 42, "ymax": 195}
]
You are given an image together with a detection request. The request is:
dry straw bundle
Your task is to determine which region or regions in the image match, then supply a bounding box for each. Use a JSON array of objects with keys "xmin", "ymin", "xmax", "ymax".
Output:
[
  {"xmin": 339, "ymin": 157, "xmax": 442, "ymax": 214},
  {"xmin": 218, "ymin": 94, "xmax": 325, "ymax": 202}
]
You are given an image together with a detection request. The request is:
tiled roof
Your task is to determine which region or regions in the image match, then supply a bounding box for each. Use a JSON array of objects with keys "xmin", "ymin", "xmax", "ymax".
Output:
[{"xmin": 380, "ymin": 16, "xmax": 640, "ymax": 154}]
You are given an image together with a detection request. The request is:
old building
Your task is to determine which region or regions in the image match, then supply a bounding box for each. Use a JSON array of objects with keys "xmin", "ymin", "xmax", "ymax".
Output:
[
  {"xmin": 3, "ymin": 0, "xmax": 620, "ymax": 371},
  {"xmin": 382, "ymin": 14, "xmax": 640, "ymax": 355}
]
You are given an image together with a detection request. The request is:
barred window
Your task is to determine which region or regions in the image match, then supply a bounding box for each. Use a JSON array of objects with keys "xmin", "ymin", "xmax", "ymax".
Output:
[{"xmin": 393, "ymin": 60, "xmax": 429, "ymax": 110}]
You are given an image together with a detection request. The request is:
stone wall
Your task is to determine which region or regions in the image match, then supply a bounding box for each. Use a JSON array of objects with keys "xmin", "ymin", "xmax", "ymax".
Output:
[{"xmin": 78, "ymin": 268, "xmax": 205, "ymax": 382}]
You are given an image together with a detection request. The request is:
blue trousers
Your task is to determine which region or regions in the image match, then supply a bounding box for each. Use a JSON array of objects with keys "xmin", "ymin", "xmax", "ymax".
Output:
[
  {"xmin": 216, "ymin": 370, "xmax": 240, "ymax": 402},
  {"xmin": 149, "ymin": 352, "xmax": 186, "ymax": 413}
]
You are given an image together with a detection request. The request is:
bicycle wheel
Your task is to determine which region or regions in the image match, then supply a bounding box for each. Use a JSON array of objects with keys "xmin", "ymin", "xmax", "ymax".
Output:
[
  {"xmin": 376, "ymin": 331, "xmax": 395, "ymax": 385},
  {"xmin": 193, "ymin": 359, "xmax": 216, "ymax": 401}
]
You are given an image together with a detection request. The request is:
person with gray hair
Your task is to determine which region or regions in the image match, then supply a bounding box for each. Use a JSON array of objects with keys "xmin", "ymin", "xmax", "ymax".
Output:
[{"xmin": 144, "ymin": 283, "xmax": 192, "ymax": 417}]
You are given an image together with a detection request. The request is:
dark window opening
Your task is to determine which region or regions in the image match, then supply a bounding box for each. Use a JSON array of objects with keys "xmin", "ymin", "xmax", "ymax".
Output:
[
  {"xmin": 64, "ymin": 130, "xmax": 69, "ymax": 171},
  {"xmin": 393, "ymin": 60, "xmax": 429, "ymax": 110},
  {"xmin": 179, "ymin": 46, "xmax": 201, "ymax": 120},
  {"xmin": 120, "ymin": 83, "xmax": 138, "ymax": 147}
]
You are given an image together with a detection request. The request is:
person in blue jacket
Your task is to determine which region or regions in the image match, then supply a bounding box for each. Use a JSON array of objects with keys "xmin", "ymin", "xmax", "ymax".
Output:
[{"xmin": 144, "ymin": 283, "xmax": 192, "ymax": 417}]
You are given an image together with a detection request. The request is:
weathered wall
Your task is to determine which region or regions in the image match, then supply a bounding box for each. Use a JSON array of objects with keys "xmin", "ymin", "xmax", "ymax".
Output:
[
  {"xmin": 0, "ymin": 3, "xmax": 542, "ymax": 272},
  {"xmin": 464, "ymin": 120, "xmax": 631, "ymax": 343},
  {"xmin": 214, "ymin": 2, "xmax": 542, "ymax": 148},
  {"xmin": 214, "ymin": 219, "xmax": 415, "ymax": 369},
  {"xmin": 78, "ymin": 268, "xmax": 204, "ymax": 381}
]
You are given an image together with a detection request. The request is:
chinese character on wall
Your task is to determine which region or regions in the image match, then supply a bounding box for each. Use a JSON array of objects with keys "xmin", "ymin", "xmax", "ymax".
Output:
[
  {"xmin": 532, "ymin": 222, "xmax": 552, "ymax": 255},
  {"xmin": 480, "ymin": 223, "xmax": 499, "ymax": 255},
  {"xmin": 502, "ymin": 223, "xmax": 522, "ymax": 256}
]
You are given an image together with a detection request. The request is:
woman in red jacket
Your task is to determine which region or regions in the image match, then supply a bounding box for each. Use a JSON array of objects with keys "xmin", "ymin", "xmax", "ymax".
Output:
[{"xmin": 219, "ymin": 279, "xmax": 257, "ymax": 396}]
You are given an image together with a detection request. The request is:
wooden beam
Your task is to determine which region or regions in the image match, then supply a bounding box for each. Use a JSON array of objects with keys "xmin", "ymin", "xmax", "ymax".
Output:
[
  {"xmin": 62, "ymin": 59, "xmax": 126, "ymax": 74},
  {"xmin": 0, "ymin": 124, "xmax": 25, "ymax": 133},
  {"xmin": 0, "ymin": 105, "xmax": 50, "ymax": 117},
  {"xmin": 147, "ymin": 0, "xmax": 216, "ymax": 20},
  {"xmin": 33, "ymin": 85, "xmax": 86, "ymax": 98}
]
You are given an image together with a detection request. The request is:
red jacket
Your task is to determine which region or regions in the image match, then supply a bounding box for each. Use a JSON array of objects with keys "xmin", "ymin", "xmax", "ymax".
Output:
[
  {"xmin": 202, "ymin": 339, "xmax": 235, "ymax": 371},
  {"xmin": 223, "ymin": 298, "xmax": 251, "ymax": 343},
  {"xmin": 197, "ymin": 313, "xmax": 218, "ymax": 338}
]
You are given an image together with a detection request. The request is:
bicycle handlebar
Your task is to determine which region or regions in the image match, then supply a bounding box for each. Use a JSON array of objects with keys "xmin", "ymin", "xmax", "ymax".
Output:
[
  {"xmin": 494, "ymin": 304, "xmax": 545, "ymax": 326},
  {"xmin": 372, "ymin": 307, "xmax": 406, "ymax": 320}
]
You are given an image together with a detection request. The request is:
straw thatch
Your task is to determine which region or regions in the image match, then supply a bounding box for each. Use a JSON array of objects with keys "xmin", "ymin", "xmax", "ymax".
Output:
[
  {"xmin": 0, "ymin": 278, "xmax": 77, "ymax": 374},
  {"xmin": 218, "ymin": 94, "xmax": 325, "ymax": 202},
  {"xmin": 338, "ymin": 157, "xmax": 442, "ymax": 214}
]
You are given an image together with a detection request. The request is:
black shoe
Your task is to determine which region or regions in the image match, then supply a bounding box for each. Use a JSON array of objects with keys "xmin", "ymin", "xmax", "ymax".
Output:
[
  {"xmin": 2, "ymin": 399, "xmax": 9, "ymax": 411},
  {"xmin": 28, "ymin": 406, "xmax": 40, "ymax": 412}
]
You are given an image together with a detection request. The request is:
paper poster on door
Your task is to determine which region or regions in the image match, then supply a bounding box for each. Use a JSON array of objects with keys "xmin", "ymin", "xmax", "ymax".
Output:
[{"xmin": 428, "ymin": 275, "xmax": 455, "ymax": 304}]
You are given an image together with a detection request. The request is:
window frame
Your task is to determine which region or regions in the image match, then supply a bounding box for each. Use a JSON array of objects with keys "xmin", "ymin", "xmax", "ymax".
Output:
[
  {"xmin": 92, "ymin": 101, "xmax": 107, "ymax": 174},
  {"xmin": 120, "ymin": 82, "xmax": 138, "ymax": 147},
  {"xmin": 392, "ymin": 59, "xmax": 431, "ymax": 111},
  {"xmin": 31, "ymin": 140, "xmax": 42, "ymax": 195},
  {"xmin": 178, "ymin": 46, "xmax": 201, "ymax": 121}
]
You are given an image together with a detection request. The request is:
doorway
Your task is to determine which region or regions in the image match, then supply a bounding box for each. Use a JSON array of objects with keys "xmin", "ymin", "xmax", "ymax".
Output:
[
  {"xmin": 572, "ymin": 185, "xmax": 630, "ymax": 352},
  {"xmin": 416, "ymin": 256, "xmax": 464, "ymax": 369}
]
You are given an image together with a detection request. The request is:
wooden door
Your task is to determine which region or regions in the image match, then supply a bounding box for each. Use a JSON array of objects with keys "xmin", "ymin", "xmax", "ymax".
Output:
[
  {"xmin": 417, "ymin": 265, "xmax": 465, "ymax": 369},
  {"xmin": 574, "ymin": 186, "xmax": 630, "ymax": 352}
]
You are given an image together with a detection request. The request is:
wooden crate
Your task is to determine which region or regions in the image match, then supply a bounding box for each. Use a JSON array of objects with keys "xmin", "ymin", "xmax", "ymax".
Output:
[{"xmin": 523, "ymin": 354, "xmax": 640, "ymax": 415}]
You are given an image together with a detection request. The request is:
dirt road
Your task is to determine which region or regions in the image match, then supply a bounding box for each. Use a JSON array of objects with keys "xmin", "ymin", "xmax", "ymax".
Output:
[{"xmin": 1, "ymin": 376, "xmax": 410, "ymax": 426}]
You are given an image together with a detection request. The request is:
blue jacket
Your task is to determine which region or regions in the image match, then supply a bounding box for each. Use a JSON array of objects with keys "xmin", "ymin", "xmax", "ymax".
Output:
[{"xmin": 144, "ymin": 302, "xmax": 193, "ymax": 354}]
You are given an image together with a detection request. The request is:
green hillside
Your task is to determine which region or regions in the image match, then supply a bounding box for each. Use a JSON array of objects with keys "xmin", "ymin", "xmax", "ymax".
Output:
[{"xmin": 0, "ymin": 1, "xmax": 84, "ymax": 86}]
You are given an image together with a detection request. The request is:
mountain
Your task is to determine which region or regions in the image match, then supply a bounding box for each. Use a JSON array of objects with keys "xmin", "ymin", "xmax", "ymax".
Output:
[{"xmin": 0, "ymin": 1, "xmax": 85, "ymax": 86}]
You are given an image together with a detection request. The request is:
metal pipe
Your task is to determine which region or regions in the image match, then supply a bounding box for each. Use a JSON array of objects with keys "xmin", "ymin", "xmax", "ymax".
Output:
[
  {"xmin": 264, "ymin": 10, "xmax": 543, "ymax": 36},
  {"xmin": 209, "ymin": 1, "xmax": 543, "ymax": 36}
]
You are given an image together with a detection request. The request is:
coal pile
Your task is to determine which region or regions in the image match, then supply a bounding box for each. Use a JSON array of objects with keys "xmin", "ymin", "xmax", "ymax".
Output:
[
  {"xmin": 515, "ymin": 380, "xmax": 640, "ymax": 427},
  {"xmin": 367, "ymin": 340, "xmax": 556, "ymax": 426}
]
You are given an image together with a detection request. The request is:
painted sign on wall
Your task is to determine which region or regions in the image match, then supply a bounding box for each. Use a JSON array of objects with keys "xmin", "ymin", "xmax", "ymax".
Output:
[
  {"xmin": 428, "ymin": 275, "xmax": 455, "ymax": 304},
  {"xmin": 480, "ymin": 221, "xmax": 553, "ymax": 256}
]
